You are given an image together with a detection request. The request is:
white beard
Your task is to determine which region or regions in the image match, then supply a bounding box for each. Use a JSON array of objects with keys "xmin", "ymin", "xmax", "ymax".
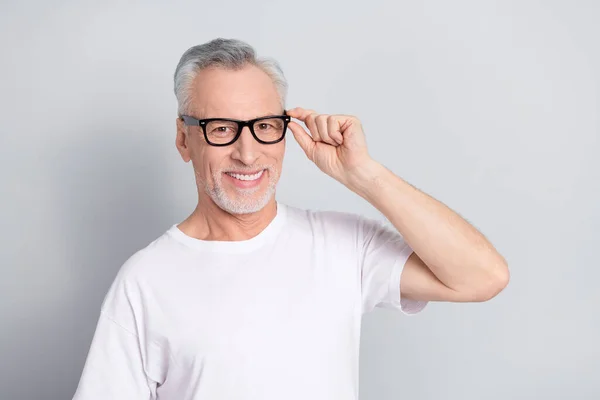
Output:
[{"xmin": 205, "ymin": 166, "xmax": 278, "ymax": 215}]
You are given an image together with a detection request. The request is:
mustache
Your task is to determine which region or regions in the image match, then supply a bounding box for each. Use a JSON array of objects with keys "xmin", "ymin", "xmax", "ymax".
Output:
[{"xmin": 219, "ymin": 165, "xmax": 274, "ymax": 173}]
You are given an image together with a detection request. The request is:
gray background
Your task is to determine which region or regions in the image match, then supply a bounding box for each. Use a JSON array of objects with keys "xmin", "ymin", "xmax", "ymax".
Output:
[{"xmin": 1, "ymin": 1, "xmax": 598, "ymax": 399}]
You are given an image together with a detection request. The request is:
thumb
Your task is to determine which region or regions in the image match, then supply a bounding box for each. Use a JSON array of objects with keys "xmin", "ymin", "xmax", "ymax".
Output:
[{"xmin": 288, "ymin": 121, "xmax": 315, "ymax": 159}]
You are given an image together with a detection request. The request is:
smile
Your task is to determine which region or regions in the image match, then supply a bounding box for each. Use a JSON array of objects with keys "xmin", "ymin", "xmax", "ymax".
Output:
[{"xmin": 225, "ymin": 170, "xmax": 265, "ymax": 181}]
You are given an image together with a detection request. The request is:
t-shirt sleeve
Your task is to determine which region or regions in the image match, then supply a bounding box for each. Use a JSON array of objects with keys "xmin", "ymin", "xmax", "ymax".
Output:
[
  {"xmin": 359, "ymin": 216, "xmax": 428, "ymax": 315},
  {"xmin": 73, "ymin": 261, "xmax": 166, "ymax": 400},
  {"xmin": 72, "ymin": 312, "xmax": 158, "ymax": 400}
]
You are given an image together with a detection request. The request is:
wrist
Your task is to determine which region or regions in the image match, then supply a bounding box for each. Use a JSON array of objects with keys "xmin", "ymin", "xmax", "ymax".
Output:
[{"xmin": 344, "ymin": 159, "xmax": 389, "ymax": 200}]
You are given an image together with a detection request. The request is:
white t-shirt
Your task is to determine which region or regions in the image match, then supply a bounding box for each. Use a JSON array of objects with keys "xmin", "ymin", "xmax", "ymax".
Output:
[{"xmin": 73, "ymin": 202, "xmax": 427, "ymax": 400}]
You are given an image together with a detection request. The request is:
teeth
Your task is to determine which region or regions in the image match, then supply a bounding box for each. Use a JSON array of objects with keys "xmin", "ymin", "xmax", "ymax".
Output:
[{"xmin": 227, "ymin": 170, "xmax": 264, "ymax": 181}]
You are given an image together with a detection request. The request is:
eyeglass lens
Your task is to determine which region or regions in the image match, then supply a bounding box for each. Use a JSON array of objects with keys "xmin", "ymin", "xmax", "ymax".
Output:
[{"xmin": 205, "ymin": 117, "xmax": 285, "ymax": 144}]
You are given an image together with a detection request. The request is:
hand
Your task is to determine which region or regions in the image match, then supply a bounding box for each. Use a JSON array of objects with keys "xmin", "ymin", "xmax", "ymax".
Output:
[{"xmin": 286, "ymin": 107, "xmax": 373, "ymax": 185}]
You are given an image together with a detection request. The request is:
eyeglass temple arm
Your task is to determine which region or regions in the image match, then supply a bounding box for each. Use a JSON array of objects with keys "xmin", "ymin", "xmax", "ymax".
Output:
[{"xmin": 180, "ymin": 115, "xmax": 204, "ymax": 126}]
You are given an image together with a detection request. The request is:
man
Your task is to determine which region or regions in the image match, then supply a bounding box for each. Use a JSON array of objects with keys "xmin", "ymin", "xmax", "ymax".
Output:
[{"xmin": 73, "ymin": 38, "xmax": 509, "ymax": 399}]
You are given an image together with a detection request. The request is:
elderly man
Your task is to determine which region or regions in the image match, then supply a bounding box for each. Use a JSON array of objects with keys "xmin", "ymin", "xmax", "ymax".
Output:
[{"xmin": 73, "ymin": 38, "xmax": 509, "ymax": 400}]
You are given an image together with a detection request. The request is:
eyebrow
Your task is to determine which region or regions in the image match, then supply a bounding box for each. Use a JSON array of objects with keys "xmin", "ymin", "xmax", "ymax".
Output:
[{"xmin": 196, "ymin": 111, "xmax": 285, "ymax": 120}]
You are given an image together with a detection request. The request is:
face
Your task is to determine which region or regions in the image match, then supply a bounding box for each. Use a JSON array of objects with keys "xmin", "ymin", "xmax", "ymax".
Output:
[{"xmin": 176, "ymin": 65, "xmax": 286, "ymax": 215}]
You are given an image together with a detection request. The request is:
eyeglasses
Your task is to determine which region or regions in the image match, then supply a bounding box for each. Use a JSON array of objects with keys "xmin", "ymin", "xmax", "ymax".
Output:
[{"xmin": 180, "ymin": 112, "xmax": 291, "ymax": 146}]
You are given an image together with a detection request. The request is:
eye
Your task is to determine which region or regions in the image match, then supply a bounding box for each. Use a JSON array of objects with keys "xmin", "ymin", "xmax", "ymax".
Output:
[
  {"xmin": 257, "ymin": 122, "xmax": 276, "ymax": 131},
  {"xmin": 210, "ymin": 127, "xmax": 228, "ymax": 135},
  {"xmin": 208, "ymin": 122, "xmax": 237, "ymax": 135}
]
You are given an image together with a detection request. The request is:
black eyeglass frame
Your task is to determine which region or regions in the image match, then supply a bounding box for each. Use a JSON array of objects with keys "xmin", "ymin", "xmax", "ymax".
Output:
[{"xmin": 180, "ymin": 112, "xmax": 291, "ymax": 146}]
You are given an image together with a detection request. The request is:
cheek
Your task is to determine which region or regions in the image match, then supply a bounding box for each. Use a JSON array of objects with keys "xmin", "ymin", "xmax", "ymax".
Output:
[
  {"xmin": 270, "ymin": 143, "xmax": 286, "ymax": 167},
  {"xmin": 191, "ymin": 147, "xmax": 229, "ymax": 183}
]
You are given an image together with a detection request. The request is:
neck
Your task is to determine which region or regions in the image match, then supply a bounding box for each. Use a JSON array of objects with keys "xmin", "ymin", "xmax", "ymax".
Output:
[{"xmin": 177, "ymin": 197, "xmax": 278, "ymax": 242}]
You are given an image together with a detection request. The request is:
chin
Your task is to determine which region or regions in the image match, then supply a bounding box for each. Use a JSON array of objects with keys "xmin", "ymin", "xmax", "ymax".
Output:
[{"xmin": 211, "ymin": 187, "xmax": 275, "ymax": 215}]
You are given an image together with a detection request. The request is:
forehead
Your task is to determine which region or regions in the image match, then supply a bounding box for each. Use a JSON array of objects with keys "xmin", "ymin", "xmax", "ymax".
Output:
[{"xmin": 190, "ymin": 65, "xmax": 282, "ymax": 120}]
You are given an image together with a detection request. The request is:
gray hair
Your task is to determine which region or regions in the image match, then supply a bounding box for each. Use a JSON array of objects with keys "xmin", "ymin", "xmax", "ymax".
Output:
[{"xmin": 173, "ymin": 38, "xmax": 288, "ymax": 116}]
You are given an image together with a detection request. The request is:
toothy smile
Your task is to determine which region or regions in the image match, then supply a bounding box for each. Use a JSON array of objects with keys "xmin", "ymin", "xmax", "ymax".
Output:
[{"xmin": 225, "ymin": 170, "xmax": 265, "ymax": 181}]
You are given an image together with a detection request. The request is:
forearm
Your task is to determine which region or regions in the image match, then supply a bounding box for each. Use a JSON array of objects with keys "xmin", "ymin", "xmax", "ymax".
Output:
[{"xmin": 345, "ymin": 160, "xmax": 509, "ymax": 295}]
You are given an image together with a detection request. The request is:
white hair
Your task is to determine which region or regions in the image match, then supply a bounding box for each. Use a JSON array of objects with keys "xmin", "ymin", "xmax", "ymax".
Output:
[{"xmin": 173, "ymin": 38, "xmax": 288, "ymax": 116}]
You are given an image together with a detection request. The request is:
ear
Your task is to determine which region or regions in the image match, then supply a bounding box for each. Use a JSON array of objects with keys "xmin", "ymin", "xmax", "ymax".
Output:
[{"xmin": 175, "ymin": 117, "xmax": 191, "ymax": 163}]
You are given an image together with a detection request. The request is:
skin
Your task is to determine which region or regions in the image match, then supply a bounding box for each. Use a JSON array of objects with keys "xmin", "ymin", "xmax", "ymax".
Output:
[
  {"xmin": 175, "ymin": 63, "xmax": 510, "ymax": 303},
  {"xmin": 175, "ymin": 65, "xmax": 285, "ymax": 241},
  {"xmin": 286, "ymin": 109, "xmax": 509, "ymax": 302}
]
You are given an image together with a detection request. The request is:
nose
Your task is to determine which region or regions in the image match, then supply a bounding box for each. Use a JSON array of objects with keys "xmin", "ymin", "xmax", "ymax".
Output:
[{"xmin": 230, "ymin": 126, "xmax": 260, "ymax": 165}]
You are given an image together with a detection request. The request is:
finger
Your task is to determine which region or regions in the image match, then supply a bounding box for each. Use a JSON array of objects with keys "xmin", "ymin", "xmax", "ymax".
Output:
[
  {"xmin": 327, "ymin": 116, "xmax": 344, "ymax": 145},
  {"xmin": 287, "ymin": 121, "xmax": 315, "ymax": 159},
  {"xmin": 286, "ymin": 107, "xmax": 315, "ymax": 122},
  {"xmin": 316, "ymin": 114, "xmax": 337, "ymax": 146},
  {"xmin": 304, "ymin": 112, "xmax": 321, "ymax": 142}
]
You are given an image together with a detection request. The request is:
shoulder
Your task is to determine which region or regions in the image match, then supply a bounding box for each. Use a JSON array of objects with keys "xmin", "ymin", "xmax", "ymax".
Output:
[
  {"xmin": 116, "ymin": 230, "xmax": 180, "ymax": 281},
  {"xmin": 281, "ymin": 203, "xmax": 385, "ymax": 237},
  {"xmin": 283, "ymin": 203, "xmax": 357, "ymax": 228},
  {"xmin": 100, "ymin": 228, "xmax": 182, "ymax": 309}
]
